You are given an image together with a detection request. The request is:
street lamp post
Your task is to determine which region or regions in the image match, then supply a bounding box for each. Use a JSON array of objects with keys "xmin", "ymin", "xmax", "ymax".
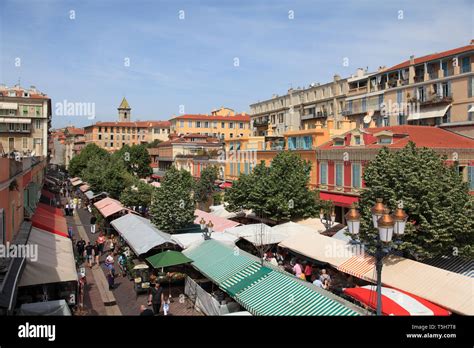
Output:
[
  {"xmin": 199, "ymin": 218, "xmax": 214, "ymax": 240},
  {"xmin": 319, "ymin": 208, "xmax": 336, "ymax": 232},
  {"xmin": 345, "ymin": 199, "xmax": 408, "ymax": 316}
]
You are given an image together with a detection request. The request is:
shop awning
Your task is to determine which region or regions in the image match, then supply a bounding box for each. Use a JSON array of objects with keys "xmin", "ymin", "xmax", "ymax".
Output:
[
  {"xmin": 19, "ymin": 227, "xmax": 78, "ymax": 287},
  {"xmin": 94, "ymin": 197, "xmax": 126, "ymax": 218},
  {"xmin": 422, "ymin": 256, "xmax": 474, "ymax": 278},
  {"xmin": 319, "ymin": 192, "xmax": 359, "ymax": 208},
  {"xmin": 219, "ymin": 182, "xmax": 233, "ymax": 189},
  {"xmin": 146, "ymin": 250, "xmax": 193, "ymax": 269},
  {"xmin": 171, "ymin": 232, "xmax": 238, "ymax": 250},
  {"xmin": 184, "ymin": 240, "xmax": 363, "ymax": 316},
  {"xmin": 110, "ymin": 214, "xmax": 175, "ymax": 255},
  {"xmin": 79, "ymin": 184, "xmax": 90, "ymax": 192},
  {"xmin": 84, "ymin": 191, "xmax": 95, "ymax": 199},
  {"xmin": 336, "ymin": 254, "xmax": 376, "ymax": 281},
  {"xmin": 407, "ymin": 104, "xmax": 451, "ymax": 121},
  {"xmin": 279, "ymin": 230, "xmax": 355, "ymax": 267},
  {"xmin": 0, "ymin": 117, "xmax": 31, "ymax": 124},
  {"xmin": 194, "ymin": 209, "xmax": 240, "ymax": 233},
  {"xmin": 19, "ymin": 299, "xmax": 72, "ymax": 316},
  {"xmin": 37, "ymin": 202, "xmax": 64, "ymax": 217},
  {"xmin": 31, "ymin": 209, "xmax": 68, "ymax": 238},
  {"xmin": 41, "ymin": 189, "xmax": 55, "ymax": 200},
  {"xmin": 344, "ymin": 285, "xmax": 451, "ymax": 316}
]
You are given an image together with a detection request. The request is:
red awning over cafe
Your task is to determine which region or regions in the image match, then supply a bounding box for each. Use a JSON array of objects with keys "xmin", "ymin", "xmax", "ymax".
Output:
[
  {"xmin": 319, "ymin": 192, "xmax": 358, "ymax": 207},
  {"xmin": 31, "ymin": 209, "xmax": 68, "ymax": 238},
  {"xmin": 219, "ymin": 182, "xmax": 233, "ymax": 189}
]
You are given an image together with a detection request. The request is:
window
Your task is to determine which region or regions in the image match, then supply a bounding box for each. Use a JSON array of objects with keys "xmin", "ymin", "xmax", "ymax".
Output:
[
  {"xmin": 196, "ymin": 121, "xmax": 201, "ymax": 128},
  {"xmin": 230, "ymin": 163, "xmax": 234, "ymax": 176},
  {"xmin": 469, "ymin": 105, "xmax": 474, "ymax": 121},
  {"xmin": 22, "ymin": 106, "xmax": 28, "ymax": 116},
  {"xmin": 188, "ymin": 121, "xmax": 192, "ymax": 127},
  {"xmin": 417, "ymin": 86, "xmax": 425, "ymax": 102},
  {"xmin": 35, "ymin": 106, "xmax": 41, "ymax": 116},
  {"xmin": 442, "ymin": 82, "xmax": 451, "ymax": 97},
  {"xmin": 110, "ymin": 134, "xmax": 114, "ymax": 140},
  {"xmin": 354, "ymin": 135, "xmax": 361, "ymax": 145},
  {"xmin": 288, "ymin": 137, "xmax": 296, "ymax": 150},
  {"xmin": 397, "ymin": 90, "xmax": 403, "ymax": 104},
  {"xmin": 348, "ymin": 101, "xmax": 353, "ymax": 113},
  {"xmin": 468, "ymin": 77, "xmax": 474, "ymax": 98},
  {"xmin": 442, "ymin": 61, "xmax": 449, "ymax": 77},
  {"xmin": 468, "ymin": 167, "xmax": 474, "ymax": 190},
  {"xmin": 362, "ymin": 98, "xmax": 367, "ymax": 112},
  {"xmin": 213, "ymin": 121, "xmax": 217, "ymax": 128},
  {"xmin": 378, "ymin": 137, "xmax": 392, "ymax": 145},
  {"xmin": 35, "ymin": 119, "xmax": 41, "ymax": 129},
  {"xmin": 22, "ymin": 138, "xmax": 28, "ymax": 148},
  {"xmin": 442, "ymin": 108, "xmax": 451, "ymax": 124},
  {"xmin": 303, "ymin": 136, "xmax": 312, "ymax": 149},
  {"xmin": 98, "ymin": 134, "xmax": 102, "ymax": 140},
  {"xmin": 22, "ymin": 123, "xmax": 28, "ymax": 131},
  {"xmin": 239, "ymin": 122, "xmax": 244, "ymax": 129},
  {"xmin": 221, "ymin": 122, "xmax": 225, "ymax": 128},
  {"xmin": 335, "ymin": 163, "xmax": 343, "ymax": 187},
  {"xmin": 229, "ymin": 122, "xmax": 234, "ymax": 129},
  {"xmin": 204, "ymin": 121, "xmax": 209, "ymax": 128},
  {"xmin": 8, "ymin": 123, "xmax": 15, "ymax": 131},
  {"xmin": 229, "ymin": 133, "xmax": 233, "ymax": 138},
  {"xmin": 334, "ymin": 139, "xmax": 344, "ymax": 146},
  {"xmin": 383, "ymin": 116, "xmax": 390, "ymax": 126},
  {"xmin": 461, "ymin": 56, "xmax": 471, "ymax": 73},
  {"xmin": 398, "ymin": 114, "xmax": 406, "ymax": 125},
  {"xmin": 320, "ymin": 162, "xmax": 328, "ymax": 185},
  {"xmin": 352, "ymin": 163, "xmax": 362, "ymax": 188}
]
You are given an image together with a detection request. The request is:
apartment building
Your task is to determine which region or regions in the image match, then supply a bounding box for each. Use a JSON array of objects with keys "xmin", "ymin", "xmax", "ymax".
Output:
[
  {"xmin": 0, "ymin": 85, "xmax": 52, "ymax": 158},
  {"xmin": 63, "ymin": 127, "xmax": 85, "ymax": 168},
  {"xmin": 170, "ymin": 107, "xmax": 251, "ymax": 140},
  {"xmin": 149, "ymin": 133, "xmax": 222, "ymax": 178},
  {"xmin": 83, "ymin": 98, "xmax": 171, "ymax": 152},
  {"xmin": 249, "ymin": 75, "xmax": 349, "ymax": 137},
  {"xmin": 316, "ymin": 126, "xmax": 474, "ymax": 223}
]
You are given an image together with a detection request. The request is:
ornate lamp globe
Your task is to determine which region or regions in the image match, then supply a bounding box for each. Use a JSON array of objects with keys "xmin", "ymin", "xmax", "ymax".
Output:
[
  {"xmin": 377, "ymin": 209, "xmax": 395, "ymax": 243},
  {"xmin": 345, "ymin": 204, "xmax": 361, "ymax": 235},
  {"xmin": 393, "ymin": 208, "xmax": 408, "ymax": 235},
  {"xmin": 199, "ymin": 218, "xmax": 206, "ymax": 231},
  {"xmin": 371, "ymin": 198, "xmax": 386, "ymax": 228}
]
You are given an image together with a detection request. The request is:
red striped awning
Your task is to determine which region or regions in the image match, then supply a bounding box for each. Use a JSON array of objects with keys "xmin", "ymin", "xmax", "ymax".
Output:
[
  {"xmin": 37, "ymin": 203, "xmax": 64, "ymax": 217},
  {"xmin": 219, "ymin": 182, "xmax": 233, "ymax": 189},
  {"xmin": 344, "ymin": 285, "xmax": 451, "ymax": 316},
  {"xmin": 319, "ymin": 192, "xmax": 358, "ymax": 207},
  {"xmin": 337, "ymin": 254, "xmax": 376, "ymax": 280},
  {"xmin": 31, "ymin": 209, "xmax": 68, "ymax": 238},
  {"xmin": 41, "ymin": 189, "xmax": 55, "ymax": 200}
]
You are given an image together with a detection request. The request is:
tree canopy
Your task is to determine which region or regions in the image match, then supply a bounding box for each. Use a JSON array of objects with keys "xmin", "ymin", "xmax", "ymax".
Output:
[
  {"xmin": 225, "ymin": 151, "xmax": 319, "ymax": 222},
  {"xmin": 150, "ymin": 166, "xmax": 196, "ymax": 233},
  {"xmin": 112, "ymin": 144, "xmax": 152, "ymax": 178},
  {"xmin": 68, "ymin": 143, "xmax": 109, "ymax": 177},
  {"xmin": 194, "ymin": 165, "xmax": 219, "ymax": 203},
  {"xmin": 357, "ymin": 142, "xmax": 474, "ymax": 259},
  {"xmin": 120, "ymin": 180, "xmax": 154, "ymax": 209}
]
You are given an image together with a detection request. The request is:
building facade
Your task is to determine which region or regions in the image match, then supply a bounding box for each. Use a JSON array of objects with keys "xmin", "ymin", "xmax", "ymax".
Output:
[
  {"xmin": 0, "ymin": 85, "xmax": 52, "ymax": 158},
  {"xmin": 83, "ymin": 99, "xmax": 170, "ymax": 152},
  {"xmin": 169, "ymin": 107, "xmax": 251, "ymax": 140},
  {"xmin": 316, "ymin": 126, "xmax": 474, "ymax": 223}
]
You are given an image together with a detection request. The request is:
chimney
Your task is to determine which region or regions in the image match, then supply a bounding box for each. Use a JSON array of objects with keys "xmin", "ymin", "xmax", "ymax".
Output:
[
  {"xmin": 333, "ymin": 74, "xmax": 341, "ymax": 81},
  {"xmin": 470, "ymin": 39, "xmax": 474, "ymax": 45},
  {"xmin": 409, "ymin": 55, "xmax": 415, "ymax": 64}
]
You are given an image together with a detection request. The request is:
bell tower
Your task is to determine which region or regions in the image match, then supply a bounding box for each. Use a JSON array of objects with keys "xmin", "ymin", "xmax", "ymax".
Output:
[{"xmin": 118, "ymin": 97, "xmax": 131, "ymax": 122}]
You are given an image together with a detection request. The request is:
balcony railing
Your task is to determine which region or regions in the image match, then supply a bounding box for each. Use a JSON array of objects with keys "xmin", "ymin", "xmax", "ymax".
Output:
[{"xmin": 253, "ymin": 120, "xmax": 269, "ymax": 127}]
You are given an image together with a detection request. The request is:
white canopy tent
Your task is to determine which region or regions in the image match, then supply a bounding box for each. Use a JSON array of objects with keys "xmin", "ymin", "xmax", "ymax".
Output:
[
  {"xmin": 110, "ymin": 214, "xmax": 175, "ymax": 255},
  {"xmin": 19, "ymin": 227, "xmax": 78, "ymax": 287},
  {"xmin": 19, "ymin": 299, "xmax": 72, "ymax": 316},
  {"xmin": 171, "ymin": 232, "xmax": 238, "ymax": 250}
]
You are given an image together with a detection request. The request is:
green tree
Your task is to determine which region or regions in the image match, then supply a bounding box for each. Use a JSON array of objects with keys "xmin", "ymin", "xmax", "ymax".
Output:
[
  {"xmin": 112, "ymin": 144, "xmax": 152, "ymax": 178},
  {"xmin": 120, "ymin": 180, "xmax": 154, "ymax": 209},
  {"xmin": 68, "ymin": 143, "xmax": 109, "ymax": 177},
  {"xmin": 358, "ymin": 142, "xmax": 474, "ymax": 259},
  {"xmin": 225, "ymin": 152, "xmax": 318, "ymax": 222},
  {"xmin": 147, "ymin": 139, "xmax": 163, "ymax": 148},
  {"xmin": 150, "ymin": 166, "xmax": 195, "ymax": 233},
  {"xmin": 194, "ymin": 166, "xmax": 219, "ymax": 203}
]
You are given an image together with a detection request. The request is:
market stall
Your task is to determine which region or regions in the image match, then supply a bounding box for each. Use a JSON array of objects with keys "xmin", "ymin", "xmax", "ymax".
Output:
[{"xmin": 18, "ymin": 299, "xmax": 72, "ymax": 316}]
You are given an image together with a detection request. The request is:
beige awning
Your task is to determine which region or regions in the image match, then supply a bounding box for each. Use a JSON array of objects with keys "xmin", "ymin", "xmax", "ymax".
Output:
[
  {"xmin": 0, "ymin": 102, "xmax": 18, "ymax": 110},
  {"xmin": 360, "ymin": 255, "xmax": 474, "ymax": 315},
  {"xmin": 279, "ymin": 228, "xmax": 356, "ymax": 267},
  {"xmin": 0, "ymin": 117, "xmax": 31, "ymax": 124},
  {"xmin": 407, "ymin": 104, "xmax": 451, "ymax": 121},
  {"xmin": 19, "ymin": 228, "xmax": 78, "ymax": 287}
]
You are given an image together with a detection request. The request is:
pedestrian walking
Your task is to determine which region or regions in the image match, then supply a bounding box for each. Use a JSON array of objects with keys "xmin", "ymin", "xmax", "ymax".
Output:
[
  {"xmin": 106, "ymin": 272, "xmax": 115, "ymax": 290},
  {"xmin": 97, "ymin": 233, "xmax": 106, "ymax": 255},
  {"xmin": 84, "ymin": 242, "xmax": 94, "ymax": 268},
  {"xmin": 76, "ymin": 239, "xmax": 86, "ymax": 262},
  {"xmin": 108, "ymin": 234, "xmax": 116, "ymax": 254},
  {"xmin": 93, "ymin": 241, "xmax": 100, "ymax": 266},
  {"xmin": 148, "ymin": 282, "xmax": 164, "ymax": 315},
  {"xmin": 105, "ymin": 252, "xmax": 115, "ymax": 277},
  {"xmin": 118, "ymin": 253, "xmax": 127, "ymax": 277},
  {"xmin": 64, "ymin": 203, "xmax": 70, "ymax": 216},
  {"xmin": 90, "ymin": 215, "xmax": 97, "ymax": 234},
  {"xmin": 139, "ymin": 304, "xmax": 154, "ymax": 316}
]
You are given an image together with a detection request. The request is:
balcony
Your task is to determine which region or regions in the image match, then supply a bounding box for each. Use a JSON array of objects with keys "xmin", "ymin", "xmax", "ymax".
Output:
[
  {"xmin": 419, "ymin": 95, "xmax": 453, "ymax": 107},
  {"xmin": 253, "ymin": 120, "xmax": 269, "ymax": 127}
]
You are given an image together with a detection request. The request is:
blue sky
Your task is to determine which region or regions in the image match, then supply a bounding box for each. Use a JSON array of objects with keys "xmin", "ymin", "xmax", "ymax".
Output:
[{"xmin": 0, "ymin": 0, "xmax": 472, "ymax": 128}]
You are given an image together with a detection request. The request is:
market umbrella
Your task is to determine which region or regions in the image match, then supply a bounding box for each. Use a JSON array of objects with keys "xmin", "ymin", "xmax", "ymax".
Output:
[
  {"xmin": 146, "ymin": 250, "xmax": 193, "ymax": 269},
  {"xmin": 343, "ymin": 285, "xmax": 451, "ymax": 316}
]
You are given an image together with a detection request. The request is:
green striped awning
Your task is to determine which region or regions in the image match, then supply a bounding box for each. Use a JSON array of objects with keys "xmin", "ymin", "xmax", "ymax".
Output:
[
  {"xmin": 236, "ymin": 271, "xmax": 358, "ymax": 316},
  {"xmin": 184, "ymin": 239, "xmax": 362, "ymax": 316}
]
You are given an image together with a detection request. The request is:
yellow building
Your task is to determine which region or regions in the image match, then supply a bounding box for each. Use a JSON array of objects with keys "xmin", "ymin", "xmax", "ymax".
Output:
[
  {"xmin": 223, "ymin": 119, "xmax": 354, "ymax": 187},
  {"xmin": 170, "ymin": 107, "xmax": 251, "ymax": 140}
]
